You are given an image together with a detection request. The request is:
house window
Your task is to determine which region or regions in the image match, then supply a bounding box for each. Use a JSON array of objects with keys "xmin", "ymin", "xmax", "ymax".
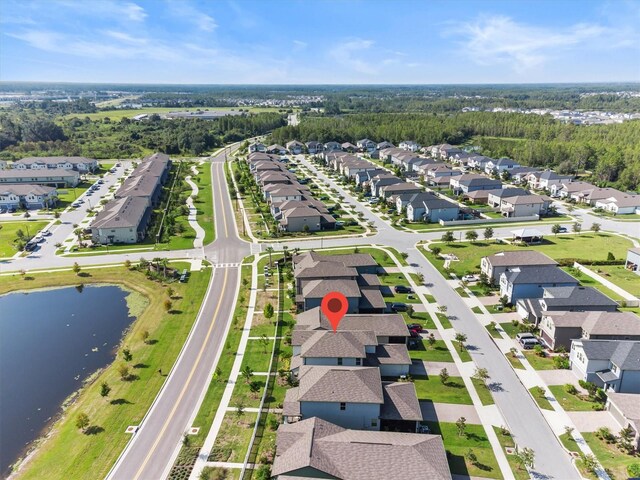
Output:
[
  {"xmin": 337, "ymin": 357, "xmax": 343, "ymax": 365},
  {"xmin": 371, "ymin": 419, "xmax": 378, "ymax": 427},
  {"xmin": 340, "ymin": 403, "xmax": 346, "ymax": 411},
  {"xmin": 611, "ymin": 364, "xmax": 618, "ymax": 373},
  {"xmin": 355, "ymin": 358, "xmax": 361, "ymax": 366}
]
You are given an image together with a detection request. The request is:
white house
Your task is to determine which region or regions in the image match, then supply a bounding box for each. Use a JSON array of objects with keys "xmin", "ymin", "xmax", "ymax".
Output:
[
  {"xmin": 399, "ymin": 140, "xmax": 420, "ymax": 152},
  {"xmin": 570, "ymin": 340, "xmax": 640, "ymax": 393},
  {"xmin": 0, "ymin": 184, "xmax": 58, "ymax": 210}
]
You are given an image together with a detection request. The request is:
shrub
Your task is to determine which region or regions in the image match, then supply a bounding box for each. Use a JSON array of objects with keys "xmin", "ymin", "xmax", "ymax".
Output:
[
  {"xmin": 553, "ymin": 355, "xmax": 570, "ymax": 369},
  {"xmin": 564, "ymin": 384, "xmax": 578, "ymax": 395},
  {"xmin": 627, "ymin": 463, "xmax": 640, "ymax": 477}
]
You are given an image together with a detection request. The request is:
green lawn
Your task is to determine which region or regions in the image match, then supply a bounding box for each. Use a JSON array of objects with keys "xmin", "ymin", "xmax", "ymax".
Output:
[
  {"xmin": 522, "ymin": 351, "xmax": 557, "ymax": 370},
  {"xmin": 7, "ymin": 263, "xmax": 211, "ymax": 480},
  {"xmin": 424, "ymin": 421, "xmax": 503, "ymax": 479},
  {"xmin": 455, "ymin": 287, "xmax": 470, "ymax": 298},
  {"xmin": 315, "ymin": 246, "xmax": 397, "ymax": 267},
  {"xmin": 56, "ymin": 182, "xmax": 92, "ymax": 208},
  {"xmin": 424, "ymin": 234, "xmax": 633, "ymax": 277},
  {"xmin": 472, "ymin": 306, "xmax": 483, "ymax": 314},
  {"xmin": 193, "ymin": 163, "xmax": 216, "ymax": 245},
  {"xmin": 0, "ymin": 220, "xmax": 48, "ymax": 257},
  {"xmin": 209, "ymin": 412, "xmax": 257, "ymax": 463},
  {"xmin": 548, "ymin": 385, "xmax": 604, "ymax": 411},
  {"xmin": 582, "ymin": 432, "xmax": 640, "ymax": 480},
  {"xmin": 409, "ymin": 339, "xmax": 454, "ymax": 362},
  {"xmin": 493, "ymin": 427, "xmax": 530, "ymax": 480},
  {"xmin": 402, "ymin": 311, "xmax": 436, "ymax": 330},
  {"xmin": 471, "ymin": 378, "xmax": 495, "ymax": 406},
  {"xmin": 436, "ymin": 312, "xmax": 453, "ymax": 329},
  {"xmin": 505, "ymin": 353, "xmax": 525, "ymax": 370},
  {"xmin": 529, "ymin": 387, "xmax": 554, "ymax": 410},
  {"xmin": 457, "ymin": 345, "xmax": 473, "ymax": 363},
  {"xmin": 591, "ymin": 264, "xmax": 640, "ymax": 297},
  {"xmin": 561, "ymin": 267, "xmax": 624, "ymax": 301},
  {"xmin": 485, "ymin": 324, "xmax": 502, "ymax": 339},
  {"xmin": 66, "ymin": 106, "xmax": 293, "ymax": 121},
  {"xmin": 240, "ymin": 340, "xmax": 273, "ymax": 372},
  {"xmin": 499, "ymin": 322, "xmax": 523, "ymax": 339},
  {"xmin": 424, "ymin": 293, "xmax": 436, "ymax": 303},
  {"xmin": 413, "ymin": 375, "xmax": 473, "ymax": 404}
]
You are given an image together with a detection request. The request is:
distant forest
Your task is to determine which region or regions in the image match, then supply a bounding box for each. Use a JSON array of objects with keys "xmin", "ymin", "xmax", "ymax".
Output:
[
  {"xmin": 270, "ymin": 112, "xmax": 640, "ymax": 191},
  {"xmin": 0, "ymin": 112, "xmax": 285, "ymax": 159}
]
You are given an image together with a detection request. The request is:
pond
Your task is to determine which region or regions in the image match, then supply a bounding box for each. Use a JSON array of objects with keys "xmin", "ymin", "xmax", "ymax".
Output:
[{"xmin": 0, "ymin": 285, "xmax": 136, "ymax": 476}]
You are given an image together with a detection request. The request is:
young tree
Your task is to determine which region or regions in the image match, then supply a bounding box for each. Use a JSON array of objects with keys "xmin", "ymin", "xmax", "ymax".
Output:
[
  {"xmin": 259, "ymin": 334, "xmax": 270, "ymax": 353},
  {"xmin": 241, "ymin": 365, "xmax": 254, "ymax": 384},
  {"xmin": 437, "ymin": 305, "xmax": 447, "ymax": 315},
  {"xmin": 76, "ymin": 412, "xmax": 90, "ymax": 433},
  {"xmin": 266, "ymin": 246, "xmax": 274, "ymax": 267},
  {"xmin": 590, "ymin": 222, "xmax": 601, "ymax": 233},
  {"xmin": 572, "ymin": 222, "xmax": 582, "ymax": 234},
  {"xmin": 264, "ymin": 303, "xmax": 274, "ymax": 320},
  {"xmin": 483, "ymin": 227, "xmax": 494, "ymax": 241},
  {"xmin": 167, "ymin": 287, "xmax": 175, "ymax": 299},
  {"xmin": 140, "ymin": 330, "xmax": 150, "ymax": 344},
  {"xmin": 439, "ymin": 368, "xmax": 450, "ymax": 385},
  {"xmin": 515, "ymin": 447, "xmax": 535, "ymax": 471},
  {"xmin": 456, "ymin": 416, "xmax": 467, "ymax": 436},
  {"xmin": 473, "ymin": 367, "xmax": 490, "ymax": 388},
  {"xmin": 619, "ymin": 426, "xmax": 635, "ymax": 454},
  {"xmin": 455, "ymin": 332, "xmax": 467, "ymax": 352},
  {"xmin": 427, "ymin": 333, "xmax": 436, "ymax": 348},
  {"xmin": 164, "ymin": 299, "xmax": 173, "ymax": 312},
  {"xmin": 213, "ymin": 366, "xmax": 223, "ymax": 382},
  {"xmin": 465, "ymin": 230, "xmax": 478, "ymax": 242},
  {"xmin": 117, "ymin": 364, "xmax": 130, "ymax": 381},
  {"xmin": 100, "ymin": 382, "xmax": 111, "ymax": 400},
  {"xmin": 72, "ymin": 262, "xmax": 81, "ymax": 275},
  {"xmin": 235, "ymin": 400, "xmax": 245, "ymax": 419},
  {"xmin": 406, "ymin": 304, "xmax": 414, "ymax": 318},
  {"xmin": 124, "ymin": 259, "xmax": 132, "ymax": 269},
  {"xmin": 249, "ymin": 381, "xmax": 261, "ymax": 397},
  {"xmin": 551, "ymin": 224, "xmax": 562, "ymax": 236},
  {"xmin": 441, "ymin": 231, "xmax": 455, "ymax": 244},
  {"xmin": 431, "ymin": 246, "xmax": 441, "ymax": 256},
  {"xmin": 499, "ymin": 295, "xmax": 509, "ymax": 308},
  {"xmin": 465, "ymin": 448, "xmax": 478, "ymax": 466},
  {"xmin": 122, "ymin": 347, "xmax": 133, "ymax": 362}
]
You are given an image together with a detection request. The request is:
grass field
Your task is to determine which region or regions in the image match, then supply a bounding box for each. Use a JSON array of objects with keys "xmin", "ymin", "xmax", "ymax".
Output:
[
  {"xmin": 582, "ymin": 432, "xmax": 640, "ymax": 480},
  {"xmin": 522, "ymin": 351, "xmax": 558, "ymax": 370},
  {"xmin": 529, "ymin": 386, "xmax": 554, "ymax": 410},
  {"xmin": 471, "ymin": 378, "xmax": 495, "ymax": 406},
  {"xmin": 493, "ymin": 427, "xmax": 529, "ymax": 480},
  {"xmin": 548, "ymin": 385, "xmax": 604, "ymax": 411},
  {"xmin": 409, "ymin": 339, "xmax": 454, "ymax": 362},
  {"xmin": 590, "ymin": 264, "xmax": 640, "ymax": 297},
  {"xmin": 193, "ymin": 163, "xmax": 215, "ymax": 244},
  {"xmin": 425, "ymin": 421, "xmax": 503, "ymax": 479},
  {"xmin": 56, "ymin": 182, "xmax": 93, "ymax": 208},
  {"xmin": 0, "ymin": 220, "xmax": 48, "ymax": 257},
  {"xmin": 424, "ymin": 234, "xmax": 633, "ymax": 277},
  {"xmin": 4, "ymin": 263, "xmax": 211, "ymax": 480},
  {"xmin": 65, "ymin": 106, "xmax": 294, "ymax": 121}
]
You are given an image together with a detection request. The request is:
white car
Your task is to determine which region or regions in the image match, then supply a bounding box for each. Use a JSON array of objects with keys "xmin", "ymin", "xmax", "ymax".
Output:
[{"xmin": 462, "ymin": 275, "xmax": 476, "ymax": 282}]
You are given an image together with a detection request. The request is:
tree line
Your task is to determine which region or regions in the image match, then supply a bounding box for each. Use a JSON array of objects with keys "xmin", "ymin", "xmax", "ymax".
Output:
[{"xmin": 270, "ymin": 112, "xmax": 640, "ymax": 190}]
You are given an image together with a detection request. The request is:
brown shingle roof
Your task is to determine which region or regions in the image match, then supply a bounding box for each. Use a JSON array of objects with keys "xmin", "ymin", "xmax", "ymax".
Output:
[
  {"xmin": 486, "ymin": 250, "xmax": 557, "ymax": 267},
  {"xmin": 297, "ymin": 366, "xmax": 383, "ymax": 404},
  {"xmin": 381, "ymin": 381, "xmax": 423, "ymax": 421}
]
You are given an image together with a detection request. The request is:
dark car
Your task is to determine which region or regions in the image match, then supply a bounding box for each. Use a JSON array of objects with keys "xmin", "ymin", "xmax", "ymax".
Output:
[
  {"xmin": 409, "ymin": 329, "xmax": 420, "ymax": 338},
  {"xmin": 407, "ymin": 323, "xmax": 423, "ymax": 332},
  {"xmin": 394, "ymin": 286, "xmax": 413, "ymax": 294},
  {"xmin": 390, "ymin": 302, "xmax": 408, "ymax": 312}
]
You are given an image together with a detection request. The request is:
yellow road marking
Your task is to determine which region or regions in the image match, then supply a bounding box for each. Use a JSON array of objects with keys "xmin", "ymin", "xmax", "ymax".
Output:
[
  {"xmin": 133, "ymin": 268, "xmax": 229, "ymax": 479},
  {"xmin": 217, "ymin": 162, "xmax": 229, "ymax": 238}
]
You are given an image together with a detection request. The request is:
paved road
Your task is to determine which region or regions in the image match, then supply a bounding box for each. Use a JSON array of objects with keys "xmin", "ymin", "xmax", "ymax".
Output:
[{"xmin": 107, "ymin": 152, "xmax": 250, "ymax": 480}]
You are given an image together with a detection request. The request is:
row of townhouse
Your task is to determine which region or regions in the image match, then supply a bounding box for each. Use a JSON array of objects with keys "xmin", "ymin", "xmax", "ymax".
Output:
[
  {"xmin": 90, "ymin": 153, "xmax": 171, "ymax": 245},
  {"xmin": 550, "ymin": 180, "xmax": 640, "ymax": 215},
  {"xmin": 248, "ymin": 152, "xmax": 336, "ymax": 232},
  {"xmin": 0, "ymin": 167, "xmax": 80, "ymax": 188},
  {"xmin": 10, "ymin": 156, "xmax": 98, "ymax": 173},
  {"xmin": 323, "ymin": 150, "xmax": 462, "ymax": 223},
  {"xmin": 0, "ymin": 184, "xmax": 58, "ymax": 210},
  {"xmin": 271, "ymin": 251, "xmax": 452, "ymax": 479},
  {"xmin": 251, "ymin": 139, "xmax": 407, "ymax": 157}
]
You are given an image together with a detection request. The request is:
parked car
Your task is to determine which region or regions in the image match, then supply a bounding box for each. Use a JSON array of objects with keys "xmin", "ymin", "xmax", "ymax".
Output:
[
  {"xmin": 42, "ymin": 229, "xmax": 51, "ymax": 236},
  {"xmin": 408, "ymin": 329, "xmax": 420, "ymax": 338},
  {"xmin": 407, "ymin": 323, "xmax": 423, "ymax": 332},
  {"xmin": 390, "ymin": 302, "xmax": 408, "ymax": 312},
  {"xmin": 72, "ymin": 202, "xmax": 82, "ymax": 208},
  {"xmin": 462, "ymin": 275, "xmax": 476, "ymax": 282},
  {"xmin": 558, "ymin": 226, "xmax": 568, "ymax": 233},
  {"xmin": 368, "ymin": 198, "xmax": 379, "ymax": 204},
  {"xmin": 519, "ymin": 338, "xmax": 539, "ymax": 349},
  {"xmin": 98, "ymin": 179, "xmax": 105, "ymax": 184},
  {"xmin": 515, "ymin": 332, "xmax": 536, "ymax": 342},
  {"xmin": 394, "ymin": 285, "xmax": 413, "ymax": 294}
]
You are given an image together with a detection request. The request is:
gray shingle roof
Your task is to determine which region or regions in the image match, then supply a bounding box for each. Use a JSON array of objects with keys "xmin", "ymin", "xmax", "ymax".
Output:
[
  {"xmin": 92, "ymin": 196, "xmax": 148, "ymax": 229},
  {"xmin": 542, "ymin": 286, "xmax": 618, "ymax": 308},
  {"xmin": 504, "ymin": 266, "xmax": 578, "ymax": 285},
  {"xmin": 297, "ymin": 366, "xmax": 383, "ymax": 403},
  {"xmin": 295, "ymin": 307, "xmax": 409, "ymax": 338},
  {"xmin": 607, "ymin": 392, "xmax": 640, "ymax": 425},
  {"xmin": 272, "ymin": 417, "xmax": 451, "ymax": 480},
  {"xmin": 300, "ymin": 331, "xmax": 371, "ymax": 359},
  {"xmin": 381, "ymin": 381, "xmax": 423, "ymax": 421},
  {"xmin": 582, "ymin": 311, "xmax": 640, "ymax": 336},
  {"xmin": 579, "ymin": 340, "xmax": 640, "ymax": 370},
  {"xmin": 486, "ymin": 250, "xmax": 557, "ymax": 267},
  {"xmin": 367, "ymin": 344, "xmax": 412, "ymax": 366},
  {"xmin": 302, "ymin": 279, "xmax": 362, "ymax": 299}
]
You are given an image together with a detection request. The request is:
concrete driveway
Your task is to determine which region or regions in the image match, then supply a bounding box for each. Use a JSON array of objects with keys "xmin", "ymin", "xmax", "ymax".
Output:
[
  {"xmin": 420, "ymin": 401, "xmax": 481, "ymax": 424},
  {"xmin": 410, "ymin": 360, "xmax": 460, "ymax": 376},
  {"xmin": 567, "ymin": 411, "xmax": 620, "ymax": 433}
]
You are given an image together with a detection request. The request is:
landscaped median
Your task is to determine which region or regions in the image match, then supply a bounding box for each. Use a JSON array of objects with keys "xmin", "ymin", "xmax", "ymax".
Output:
[
  {"xmin": 4, "ymin": 261, "xmax": 211, "ymax": 480},
  {"xmin": 0, "ymin": 220, "xmax": 49, "ymax": 258}
]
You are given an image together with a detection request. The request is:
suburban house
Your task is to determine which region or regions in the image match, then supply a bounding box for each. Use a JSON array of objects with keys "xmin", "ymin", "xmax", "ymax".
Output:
[
  {"xmin": 0, "ymin": 185, "xmax": 58, "ymax": 210},
  {"xmin": 570, "ymin": 340, "xmax": 640, "ymax": 393},
  {"xmin": 305, "ymin": 141, "xmax": 323, "ymax": 154},
  {"xmin": 468, "ymin": 155, "xmax": 493, "ymax": 171},
  {"xmin": 0, "ymin": 168, "xmax": 80, "ymax": 187},
  {"xmin": 379, "ymin": 182, "xmax": 422, "ymax": 200},
  {"xmin": 527, "ymin": 170, "xmax": 573, "ymax": 190},
  {"xmin": 370, "ymin": 174, "xmax": 403, "ymax": 197},
  {"xmin": 484, "ymin": 158, "xmax": 520, "ymax": 175},
  {"xmin": 132, "ymin": 153, "xmax": 171, "ymax": 184},
  {"xmin": 355, "ymin": 168, "xmax": 386, "ymax": 186},
  {"xmin": 357, "ymin": 138, "xmax": 377, "ymax": 152},
  {"xmin": 286, "ymin": 140, "xmax": 305, "ymax": 154},
  {"xmin": 594, "ymin": 194, "xmax": 640, "ymax": 215},
  {"xmin": 539, "ymin": 311, "xmax": 640, "ymax": 350},
  {"xmin": 406, "ymin": 195, "xmax": 460, "ymax": 223},
  {"xmin": 606, "ymin": 393, "xmax": 640, "ymax": 450},
  {"xmin": 516, "ymin": 285, "xmax": 619, "ymax": 325},
  {"xmin": 550, "ymin": 181, "xmax": 594, "ymax": 199},
  {"xmin": 499, "ymin": 194, "xmax": 550, "ymax": 217},
  {"xmin": 341, "ymin": 142, "xmax": 357, "ymax": 152},
  {"xmin": 324, "ymin": 141, "xmax": 342, "ymax": 152},
  {"xmin": 12, "ymin": 156, "xmax": 98, "ymax": 172},
  {"xmin": 377, "ymin": 141, "xmax": 395, "ymax": 150},
  {"xmin": 91, "ymin": 196, "xmax": 150, "ymax": 245},
  {"xmin": 486, "ymin": 188, "xmax": 530, "ymax": 207},
  {"xmin": 293, "ymin": 252, "xmax": 386, "ymax": 313},
  {"xmin": 481, "ymin": 250, "xmax": 558, "ymax": 284},
  {"xmin": 115, "ymin": 175, "xmax": 162, "ymax": 207},
  {"xmin": 450, "ymin": 174, "xmax": 502, "ymax": 195},
  {"xmin": 425, "ymin": 166, "xmax": 461, "ymax": 183},
  {"xmin": 399, "ymin": 140, "xmax": 420, "ymax": 152},
  {"xmin": 249, "ymin": 142, "xmax": 266, "ymax": 153},
  {"xmin": 271, "ymin": 417, "xmax": 452, "ymax": 480},
  {"xmin": 267, "ymin": 144, "xmax": 287, "ymax": 155},
  {"xmin": 279, "ymin": 205, "xmax": 336, "ymax": 232},
  {"xmin": 626, "ymin": 248, "xmax": 640, "ymax": 275},
  {"xmin": 511, "ymin": 167, "xmax": 542, "ymax": 184},
  {"xmin": 499, "ymin": 265, "xmax": 579, "ymax": 304}
]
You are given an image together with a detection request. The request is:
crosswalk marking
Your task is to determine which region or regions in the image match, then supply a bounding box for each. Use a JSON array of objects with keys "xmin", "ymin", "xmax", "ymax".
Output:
[{"xmin": 212, "ymin": 263, "xmax": 240, "ymax": 269}]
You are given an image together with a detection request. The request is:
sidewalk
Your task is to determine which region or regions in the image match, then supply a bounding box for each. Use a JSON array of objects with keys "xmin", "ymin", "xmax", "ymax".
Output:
[{"xmin": 185, "ymin": 164, "xmax": 206, "ymax": 249}]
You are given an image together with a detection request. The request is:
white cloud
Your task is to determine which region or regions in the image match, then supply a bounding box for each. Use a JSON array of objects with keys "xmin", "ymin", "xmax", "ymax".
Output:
[
  {"xmin": 166, "ymin": 0, "xmax": 217, "ymax": 32},
  {"xmin": 457, "ymin": 15, "xmax": 611, "ymax": 71},
  {"xmin": 54, "ymin": 0, "xmax": 147, "ymax": 22},
  {"xmin": 329, "ymin": 38, "xmax": 376, "ymax": 75},
  {"xmin": 293, "ymin": 40, "xmax": 308, "ymax": 52}
]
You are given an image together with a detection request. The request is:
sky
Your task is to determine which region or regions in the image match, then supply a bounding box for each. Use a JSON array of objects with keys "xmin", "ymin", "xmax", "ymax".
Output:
[{"xmin": 1, "ymin": 0, "xmax": 639, "ymax": 84}]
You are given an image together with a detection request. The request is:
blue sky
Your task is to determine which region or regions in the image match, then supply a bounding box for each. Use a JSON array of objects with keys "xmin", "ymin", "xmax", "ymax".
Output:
[{"xmin": 1, "ymin": 0, "xmax": 639, "ymax": 84}]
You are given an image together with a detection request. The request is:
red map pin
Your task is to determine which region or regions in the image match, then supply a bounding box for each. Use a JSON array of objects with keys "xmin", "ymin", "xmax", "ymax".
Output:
[{"xmin": 321, "ymin": 291, "xmax": 348, "ymax": 333}]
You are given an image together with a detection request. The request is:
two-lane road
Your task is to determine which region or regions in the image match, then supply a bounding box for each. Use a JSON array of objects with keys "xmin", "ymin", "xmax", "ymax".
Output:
[{"xmin": 107, "ymin": 152, "xmax": 249, "ymax": 480}]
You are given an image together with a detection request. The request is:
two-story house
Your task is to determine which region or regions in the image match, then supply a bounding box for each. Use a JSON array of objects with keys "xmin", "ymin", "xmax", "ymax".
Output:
[
  {"xmin": 481, "ymin": 250, "xmax": 557, "ymax": 284},
  {"xmin": 570, "ymin": 340, "xmax": 640, "ymax": 393},
  {"xmin": 499, "ymin": 265, "xmax": 579, "ymax": 304}
]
